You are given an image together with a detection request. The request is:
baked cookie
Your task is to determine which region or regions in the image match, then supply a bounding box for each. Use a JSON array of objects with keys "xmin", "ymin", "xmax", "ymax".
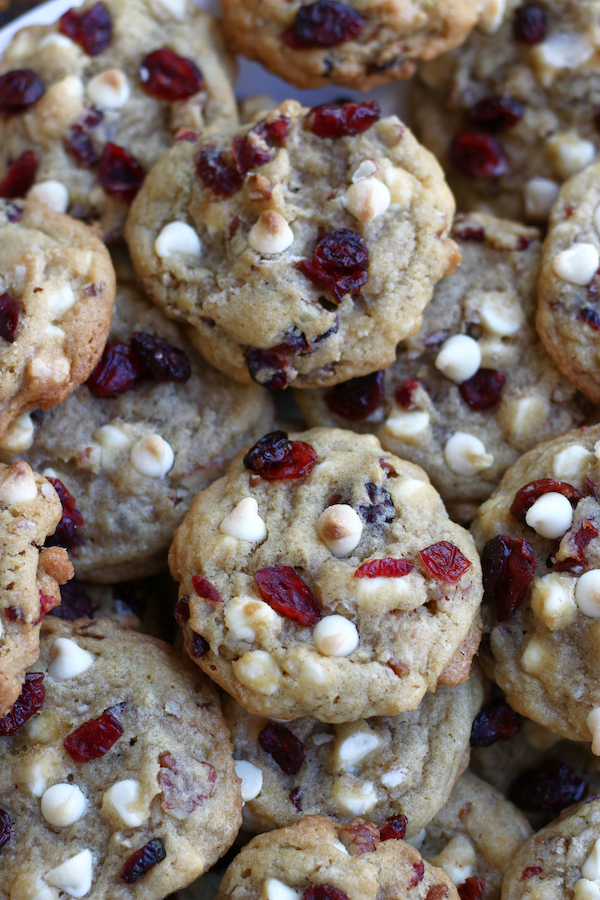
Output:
[
  {"xmin": 409, "ymin": 0, "xmax": 600, "ymax": 222},
  {"xmin": 0, "ymin": 617, "xmax": 242, "ymax": 900},
  {"xmin": 472, "ymin": 423, "xmax": 600, "ymax": 746},
  {"xmin": 0, "ymin": 198, "xmax": 116, "ymax": 440},
  {"xmin": 169, "ymin": 427, "xmax": 483, "ymax": 722},
  {"xmin": 215, "ymin": 815, "xmax": 459, "ymax": 900},
  {"xmin": 295, "ymin": 213, "xmax": 586, "ymax": 523},
  {"xmin": 125, "ymin": 100, "xmax": 458, "ymax": 390},
  {"xmin": 0, "ymin": 0, "xmax": 237, "ymax": 239},
  {"xmin": 0, "ymin": 461, "xmax": 72, "ymax": 717},
  {"xmin": 0, "ymin": 283, "xmax": 274, "ymax": 582}
]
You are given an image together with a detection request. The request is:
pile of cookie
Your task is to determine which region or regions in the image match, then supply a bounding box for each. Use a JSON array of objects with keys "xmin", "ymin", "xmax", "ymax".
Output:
[{"xmin": 2, "ymin": 0, "xmax": 600, "ymax": 898}]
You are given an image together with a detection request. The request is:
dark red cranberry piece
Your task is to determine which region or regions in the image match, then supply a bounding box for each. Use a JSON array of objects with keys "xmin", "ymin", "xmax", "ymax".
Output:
[
  {"xmin": 358, "ymin": 482, "xmax": 396, "ymax": 526},
  {"xmin": 140, "ymin": 49, "xmax": 203, "ymax": 102},
  {"xmin": 36, "ymin": 592, "xmax": 60, "ymax": 624},
  {"xmin": 426, "ymin": 887, "xmax": 451, "ymax": 900},
  {"xmin": 554, "ymin": 520, "xmax": 600, "ymax": 573},
  {"xmin": 53, "ymin": 579, "xmax": 95, "ymax": 620},
  {"xmin": 192, "ymin": 575, "xmax": 221, "ymax": 603},
  {"xmin": 270, "ymin": 329, "xmax": 311, "ymax": 355},
  {"xmin": 45, "ymin": 477, "xmax": 84, "ymax": 550},
  {"xmin": 508, "ymin": 759, "xmax": 589, "ymax": 814},
  {"xmin": 232, "ymin": 133, "xmax": 272, "ymax": 173},
  {"xmin": 379, "ymin": 814, "xmax": 407, "ymax": 840},
  {"xmin": 0, "ymin": 150, "xmax": 38, "ymax": 198},
  {"xmin": 325, "ymin": 371, "xmax": 384, "ymax": 420},
  {"xmin": 100, "ymin": 143, "xmax": 145, "ymax": 203},
  {"xmin": 513, "ymin": 3, "xmax": 547, "ymax": 43},
  {"xmin": 87, "ymin": 341, "xmax": 145, "ymax": 397},
  {"xmin": 0, "ymin": 294, "xmax": 19, "ymax": 343},
  {"xmin": 306, "ymin": 101, "xmax": 380, "ymax": 138},
  {"xmin": 408, "ymin": 861, "xmax": 425, "ymax": 889},
  {"xmin": 64, "ymin": 709, "xmax": 124, "ymax": 762},
  {"xmin": 245, "ymin": 348, "xmax": 292, "ymax": 391},
  {"xmin": 298, "ymin": 229, "xmax": 369, "ymax": 305},
  {"xmin": 196, "ymin": 145, "xmax": 243, "ymax": 197},
  {"xmin": 578, "ymin": 307, "xmax": 600, "ymax": 330},
  {"xmin": 131, "ymin": 332, "xmax": 191, "ymax": 383},
  {"xmin": 420, "ymin": 541, "xmax": 471, "ymax": 582},
  {"xmin": 510, "ymin": 479, "xmax": 584, "ymax": 525},
  {"xmin": 458, "ymin": 878, "xmax": 486, "ymax": 900},
  {"xmin": 452, "ymin": 225, "xmax": 485, "ymax": 242},
  {"xmin": 190, "ymin": 632, "xmax": 209, "ymax": 658},
  {"xmin": 379, "ymin": 458, "xmax": 397, "ymax": 477},
  {"xmin": 0, "ymin": 70, "xmax": 44, "ymax": 116},
  {"xmin": 244, "ymin": 431, "xmax": 318, "ymax": 481},
  {"xmin": 395, "ymin": 379, "xmax": 420, "ymax": 408},
  {"xmin": 255, "ymin": 566, "xmax": 321, "ymax": 626},
  {"xmin": 174, "ymin": 597, "xmax": 190, "ymax": 626},
  {"xmin": 258, "ymin": 722, "xmax": 306, "ymax": 774},
  {"xmin": 355, "ymin": 558, "xmax": 414, "ymax": 578},
  {"xmin": 60, "ymin": 2, "xmax": 112, "ymax": 55},
  {"xmin": 520, "ymin": 867, "xmax": 543, "ymax": 881},
  {"xmin": 0, "ymin": 673, "xmax": 45, "ymax": 735},
  {"xmin": 64, "ymin": 125, "xmax": 98, "ymax": 167},
  {"xmin": 0, "ymin": 808, "xmax": 10, "ymax": 849},
  {"xmin": 290, "ymin": 786, "xmax": 303, "ymax": 811},
  {"xmin": 482, "ymin": 535, "xmax": 535, "ymax": 620},
  {"xmin": 470, "ymin": 699, "xmax": 521, "ymax": 746},
  {"xmin": 469, "ymin": 95, "xmax": 523, "ymax": 131},
  {"xmin": 450, "ymin": 132, "xmax": 509, "ymax": 179},
  {"xmin": 303, "ymin": 886, "xmax": 349, "ymax": 900},
  {"xmin": 283, "ymin": 0, "xmax": 364, "ymax": 48},
  {"xmin": 121, "ymin": 838, "xmax": 166, "ymax": 883},
  {"xmin": 459, "ymin": 368, "xmax": 506, "ymax": 411}
]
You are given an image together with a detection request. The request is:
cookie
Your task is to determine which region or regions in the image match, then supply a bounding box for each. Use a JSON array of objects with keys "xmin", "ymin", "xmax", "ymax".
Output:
[
  {"xmin": 215, "ymin": 815, "xmax": 459, "ymax": 900},
  {"xmin": 471, "ymin": 423, "xmax": 600, "ymax": 745},
  {"xmin": 0, "ymin": 0, "xmax": 237, "ymax": 239},
  {"xmin": 0, "ymin": 198, "xmax": 116, "ymax": 440},
  {"xmin": 169, "ymin": 427, "xmax": 483, "ymax": 722},
  {"xmin": 409, "ymin": 0, "xmax": 600, "ymax": 222},
  {"xmin": 0, "ymin": 616, "xmax": 242, "ymax": 900},
  {"xmin": 0, "ymin": 461, "xmax": 73, "ymax": 717},
  {"xmin": 294, "ymin": 213, "xmax": 586, "ymax": 522},
  {"xmin": 125, "ymin": 99, "xmax": 458, "ymax": 390}
]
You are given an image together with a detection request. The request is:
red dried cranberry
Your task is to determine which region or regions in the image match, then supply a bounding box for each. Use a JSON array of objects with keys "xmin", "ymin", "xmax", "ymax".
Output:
[
  {"xmin": 60, "ymin": 2, "xmax": 112, "ymax": 55},
  {"xmin": 140, "ymin": 49, "xmax": 203, "ymax": 102},
  {"xmin": 131, "ymin": 332, "xmax": 191, "ymax": 383},
  {"xmin": 379, "ymin": 813, "xmax": 407, "ymax": 840},
  {"xmin": 271, "ymin": 330, "xmax": 311, "ymax": 355},
  {"xmin": 64, "ymin": 710, "xmax": 124, "ymax": 762},
  {"xmin": 554, "ymin": 520, "xmax": 600, "ymax": 573},
  {"xmin": 0, "ymin": 673, "xmax": 45, "ymax": 735},
  {"xmin": 306, "ymin": 101, "xmax": 380, "ymax": 138},
  {"xmin": 36, "ymin": 592, "xmax": 60, "ymax": 624},
  {"xmin": 100, "ymin": 143, "xmax": 145, "ymax": 203},
  {"xmin": 259, "ymin": 722, "xmax": 306, "ymax": 774},
  {"xmin": 283, "ymin": 0, "xmax": 364, "ymax": 48},
  {"xmin": 578, "ymin": 307, "xmax": 600, "ymax": 330},
  {"xmin": 0, "ymin": 70, "xmax": 44, "ymax": 116},
  {"xmin": 450, "ymin": 132, "xmax": 509, "ymax": 179},
  {"xmin": 452, "ymin": 222, "xmax": 486, "ymax": 242},
  {"xmin": 64, "ymin": 125, "xmax": 98, "ymax": 167},
  {"xmin": 244, "ymin": 431, "xmax": 318, "ymax": 480},
  {"xmin": 426, "ymin": 887, "xmax": 451, "ymax": 900},
  {"xmin": 395, "ymin": 379, "xmax": 420, "ymax": 408},
  {"xmin": 290, "ymin": 785, "xmax": 303, "ymax": 811},
  {"xmin": 459, "ymin": 368, "xmax": 506, "ymax": 410},
  {"xmin": 303, "ymin": 886, "xmax": 349, "ymax": 900},
  {"xmin": 325, "ymin": 371, "xmax": 384, "ymax": 420},
  {"xmin": 87, "ymin": 341, "xmax": 145, "ymax": 397},
  {"xmin": 358, "ymin": 482, "xmax": 396, "ymax": 526},
  {"xmin": 482, "ymin": 535, "xmax": 535, "ymax": 620},
  {"xmin": 0, "ymin": 294, "xmax": 19, "ymax": 342},
  {"xmin": 245, "ymin": 348, "xmax": 292, "ymax": 391},
  {"xmin": 298, "ymin": 229, "xmax": 369, "ymax": 305},
  {"xmin": 340, "ymin": 820, "xmax": 379, "ymax": 855},
  {"xmin": 420, "ymin": 542, "xmax": 471, "ymax": 582},
  {"xmin": 408, "ymin": 861, "xmax": 425, "ymax": 889},
  {"xmin": 174, "ymin": 597, "xmax": 190, "ymax": 626},
  {"xmin": 508, "ymin": 759, "xmax": 588, "ymax": 814},
  {"xmin": 0, "ymin": 151, "xmax": 38, "ymax": 198},
  {"xmin": 53, "ymin": 580, "xmax": 95, "ymax": 621},
  {"xmin": 192, "ymin": 575, "xmax": 221, "ymax": 603},
  {"xmin": 196, "ymin": 145, "xmax": 243, "ymax": 197},
  {"xmin": 189, "ymin": 632, "xmax": 209, "ymax": 658},
  {"xmin": 510, "ymin": 479, "xmax": 584, "ymax": 524},
  {"xmin": 45, "ymin": 478, "xmax": 84, "ymax": 550},
  {"xmin": 121, "ymin": 838, "xmax": 166, "ymax": 883},
  {"xmin": 354, "ymin": 558, "xmax": 414, "ymax": 578},
  {"xmin": 379, "ymin": 458, "xmax": 397, "ymax": 477},
  {"xmin": 513, "ymin": 3, "xmax": 547, "ymax": 43},
  {"xmin": 468, "ymin": 95, "xmax": 523, "ymax": 131},
  {"xmin": 0, "ymin": 808, "xmax": 10, "ymax": 849},
  {"xmin": 255, "ymin": 566, "xmax": 321, "ymax": 626},
  {"xmin": 470, "ymin": 699, "xmax": 521, "ymax": 746},
  {"xmin": 520, "ymin": 867, "xmax": 543, "ymax": 881},
  {"xmin": 458, "ymin": 878, "xmax": 486, "ymax": 900}
]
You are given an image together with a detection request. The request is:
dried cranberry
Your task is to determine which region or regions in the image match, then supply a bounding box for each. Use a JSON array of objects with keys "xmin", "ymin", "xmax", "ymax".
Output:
[
  {"xmin": 189, "ymin": 632, "xmax": 209, "ymax": 658},
  {"xmin": 140, "ymin": 49, "xmax": 203, "ymax": 102},
  {"xmin": 469, "ymin": 95, "xmax": 523, "ymax": 131},
  {"xmin": 298, "ymin": 229, "xmax": 368, "ymax": 305},
  {"xmin": 325, "ymin": 371, "xmax": 384, "ymax": 420},
  {"xmin": 245, "ymin": 348, "xmax": 292, "ymax": 391},
  {"xmin": 339, "ymin": 820, "xmax": 379, "ymax": 855},
  {"xmin": 87, "ymin": 341, "xmax": 145, "ymax": 397},
  {"xmin": 53, "ymin": 579, "xmax": 95, "ymax": 620},
  {"xmin": 379, "ymin": 458, "xmax": 397, "ymax": 477},
  {"xmin": 244, "ymin": 431, "xmax": 318, "ymax": 480},
  {"xmin": 426, "ymin": 887, "xmax": 451, "ymax": 900},
  {"xmin": 0, "ymin": 70, "xmax": 44, "ymax": 116},
  {"xmin": 354, "ymin": 558, "xmax": 414, "ymax": 578},
  {"xmin": 458, "ymin": 878, "xmax": 486, "ymax": 900},
  {"xmin": 395, "ymin": 379, "xmax": 420, "ymax": 408},
  {"xmin": 303, "ymin": 886, "xmax": 349, "ymax": 900},
  {"xmin": 290, "ymin": 786, "xmax": 303, "ymax": 811},
  {"xmin": 452, "ymin": 225, "xmax": 486, "ymax": 242},
  {"xmin": 131, "ymin": 332, "xmax": 191, "ymax": 383},
  {"xmin": 510, "ymin": 479, "xmax": 584, "ymax": 524},
  {"xmin": 255, "ymin": 566, "xmax": 321, "ymax": 626},
  {"xmin": 459, "ymin": 368, "xmax": 506, "ymax": 410},
  {"xmin": 0, "ymin": 808, "xmax": 10, "ymax": 849},
  {"xmin": 45, "ymin": 477, "xmax": 84, "ymax": 550},
  {"xmin": 100, "ymin": 143, "xmax": 145, "ymax": 203},
  {"xmin": 482, "ymin": 535, "xmax": 535, "ymax": 620},
  {"xmin": 270, "ymin": 330, "xmax": 311, "ymax": 355},
  {"xmin": 64, "ymin": 710, "xmax": 124, "ymax": 762},
  {"xmin": 60, "ymin": 2, "xmax": 112, "ymax": 55},
  {"xmin": 408, "ymin": 861, "xmax": 425, "ymax": 889},
  {"xmin": 379, "ymin": 814, "xmax": 407, "ymax": 840},
  {"xmin": 36, "ymin": 592, "xmax": 60, "ymax": 624},
  {"xmin": 306, "ymin": 101, "xmax": 380, "ymax": 138},
  {"xmin": 0, "ymin": 151, "xmax": 38, "ymax": 198},
  {"xmin": 174, "ymin": 597, "xmax": 190, "ymax": 626},
  {"xmin": 283, "ymin": 0, "xmax": 364, "ymax": 48},
  {"xmin": 259, "ymin": 722, "xmax": 306, "ymax": 774},
  {"xmin": 64, "ymin": 125, "xmax": 98, "ymax": 167},
  {"xmin": 196, "ymin": 145, "xmax": 243, "ymax": 197},
  {"xmin": 470, "ymin": 699, "xmax": 521, "ymax": 746},
  {"xmin": 508, "ymin": 759, "xmax": 588, "ymax": 814},
  {"xmin": 450, "ymin": 132, "xmax": 509, "ymax": 179},
  {"xmin": 121, "ymin": 838, "xmax": 166, "ymax": 883},
  {"xmin": 513, "ymin": 3, "xmax": 547, "ymax": 43},
  {"xmin": 0, "ymin": 294, "xmax": 19, "ymax": 342},
  {"xmin": 358, "ymin": 482, "xmax": 395, "ymax": 526},
  {"xmin": 420, "ymin": 542, "xmax": 471, "ymax": 582},
  {"xmin": 192, "ymin": 575, "xmax": 221, "ymax": 603},
  {"xmin": 578, "ymin": 307, "xmax": 600, "ymax": 330},
  {"xmin": 520, "ymin": 867, "xmax": 543, "ymax": 881},
  {"xmin": 0, "ymin": 673, "xmax": 45, "ymax": 735},
  {"xmin": 554, "ymin": 520, "xmax": 600, "ymax": 572}
]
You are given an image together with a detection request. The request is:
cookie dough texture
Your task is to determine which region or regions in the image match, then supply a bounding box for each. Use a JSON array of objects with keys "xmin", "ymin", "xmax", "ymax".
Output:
[
  {"xmin": 0, "ymin": 199, "xmax": 116, "ymax": 440},
  {"xmin": 126, "ymin": 100, "xmax": 458, "ymax": 389},
  {"xmin": 0, "ymin": 617, "xmax": 242, "ymax": 900},
  {"xmin": 295, "ymin": 213, "xmax": 585, "ymax": 520},
  {"xmin": 472, "ymin": 424, "xmax": 600, "ymax": 743},
  {"xmin": 0, "ymin": 462, "xmax": 72, "ymax": 717},
  {"xmin": 0, "ymin": 284, "xmax": 274, "ymax": 582},
  {"xmin": 169, "ymin": 427, "xmax": 483, "ymax": 722},
  {"xmin": 409, "ymin": 0, "xmax": 600, "ymax": 221},
  {"xmin": 0, "ymin": 0, "xmax": 237, "ymax": 237},
  {"xmin": 215, "ymin": 815, "xmax": 459, "ymax": 900}
]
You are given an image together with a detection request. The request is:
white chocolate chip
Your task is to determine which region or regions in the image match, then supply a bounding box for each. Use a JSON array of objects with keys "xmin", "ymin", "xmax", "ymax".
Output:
[
  {"xmin": 248, "ymin": 211, "xmax": 294, "ymax": 254},
  {"xmin": 317, "ymin": 504, "xmax": 363, "ymax": 555},
  {"xmin": 155, "ymin": 221, "xmax": 202, "ymax": 260},
  {"xmin": 332, "ymin": 779, "xmax": 377, "ymax": 815},
  {"xmin": 47, "ymin": 285, "xmax": 76, "ymax": 319},
  {"xmin": 524, "ymin": 177, "xmax": 560, "ymax": 221},
  {"xmin": 553, "ymin": 445, "xmax": 594, "ymax": 478},
  {"xmin": 521, "ymin": 637, "xmax": 552, "ymax": 675},
  {"xmin": 25, "ymin": 762, "xmax": 48, "ymax": 797},
  {"xmin": 28, "ymin": 180, "xmax": 69, "ymax": 214},
  {"xmin": 313, "ymin": 615, "xmax": 358, "ymax": 657},
  {"xmin": 534, "ymin": 33, "xmax": 593, "ymax": 73},
  {"xmin": 384, "ymin": 409, "xmax": 430, "ymax": 442},
  {"xmin": 383, "ymin": 167, "xmax": 413, "ymax": 205},
  {"xmin": 477, "ymin": 0, "xmax": 505, "ymax": 33},
  {"xmin": 351, "ymin": 160, "xmax": 377, "ymax": 182},
  {"xmin": 530, "ymin": 573, "xmax": 577, "ymax": 630},
  {"xmin": 32, "ymin": 885, "xmax": 57, "ymax": 900},
  {"xmin": 588, "ymin": 707, "xmax": 600, "ymax": 755},
  {"xmin": 479, "ymin": 292, "xmax": 524, "ymax": 336},
  {"xmin": 576, "ymin": 570, "xmax": 600, "ymax": 617},
  {"xmin": 343, "ymin": 177, "xmax": 391, "ymax": 223},
  {"xmin": 28, "ymin": 355, "xmax": 71, "ymax": 385},
  {"xmin": 48, "ymin": 638, "xmax": 94, "ymax": 680},
  {"xmin": 546, "ymin": 132, "xmax": 596, "ymax": 180},
  {"xmin": 93, "ymin": 424, "xmax": 131, "ymax": 469},
  {"xmin": 300, "ymin": 655, "xmax": 328, "ymax": 685},
  {"xmin": 582, "ymin": 839, "xmax": 600, "ymax": 881},
  {"xmin": 428, "ymin": 835, "xmax": 476, "ymax": 886},
  {"xmin": 87, "ymin": 69, "xmax": 130, "ymax": 110},
  {"xmin": 39, "ymin": 33, "xmax": 77, "ymax": 50},
  {"xmin": 45, "ymin": 850, "xmax": 93, "ymax": 898},
  {"xmin": 405, "ymin": 828, "xmax": 426, "ymax": 849},
  {"xmin": 335, "ymin": 730, "xmax": 380, "ymax": 770},
  {"xmin": 225, "ymin": 595, "xmax": 278, "ymax": 642},
  {"xmin": 0, "ymin": 461, "xmax": 37, "ymax": 504},
  {"xmin": 312, "ymin": 732, "xmax": 333, "ymax": 746},
  {"xmin": 130, "ymin": 435, "xmax": 174, "ymax": 478},
  {"xmin": 435, "ymin": 334, "xmax": 481, "ymax": 384},
  {"xmin": 101, "ymin": 780, "xmax": 144, "ymax": 827},
  {"xmin": 380, "ymin": 767, "xmax": 407, "ymax": 788},
  {"xmin": 153, "ymin": 0, "xmax": 186, "ymax": 17},
  {"xmin": 574, "ymin": 880, "xmax": 600, "ymax": 900},
  {"xmin": 261, "ymin": 880, "xmax": 301, "ymax": 900},
  {"xmin": 0, "ymin": 413, "xmax": 34, "ymax": 453},
  {"xmin": 233, "ymin": 651, "xmax": 281, "ymax": 694},
  {"xmin": 444, "ymin": 432, "xmax": 494, "ymax": 475},
  {"xmin": 524, "ymin": 492, "xmax": 573, "ymax": 539},
  {"xmin": 234, "ymin": 760, "xmax": 263, "ymax": 801},
  {"xmin": 219, "ymin": 497, "xmax": 267, "ymax": 542},
  {"xmin": 553, "ymin": 243, "xmax": 599, "ymax": 285},
  {"xmin": 45, "ymin": 325, "xmax": 66, "ymax": 340},
  {"xmin": 41, "ymin": 784, "xmax": 86, "ymax": 827}
]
